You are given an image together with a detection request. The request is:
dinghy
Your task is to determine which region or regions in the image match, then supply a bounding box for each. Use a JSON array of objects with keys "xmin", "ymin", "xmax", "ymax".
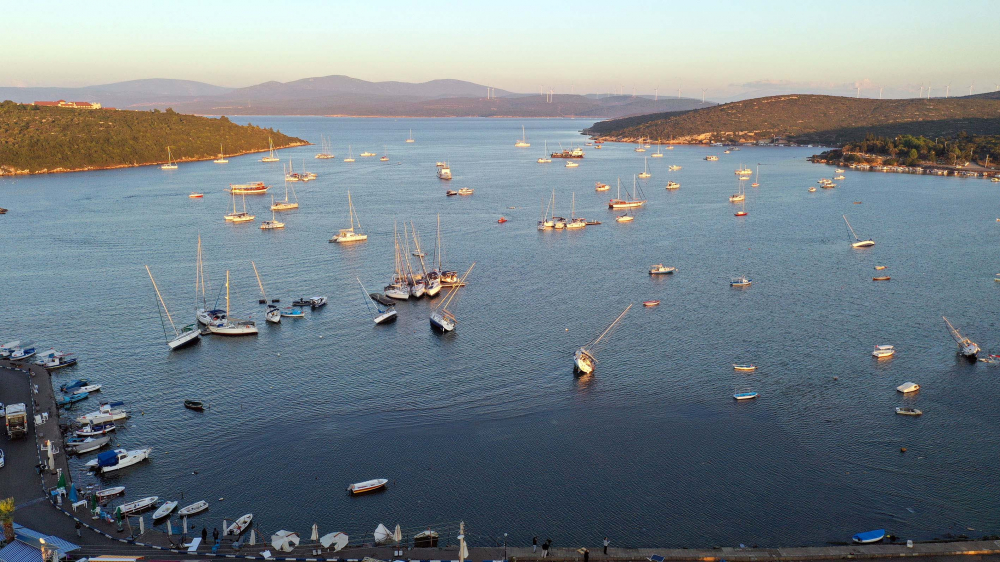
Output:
[
  {"xmin": 733, "ymin": 390, "xmax": 759, "ymax": 400},
  {"xmin": 119, "ymin": 496, "xmax": 159, "ymax": 514},
  {"xmin": 347, "ymin": 478, "xmax": 388, "ymax": 495},
  {"xmin": 895, "ymin": 407, "xmax": 922, "ymax": 416},
  {"xmin": 226, "ymin": 513, "xmax": 253, "ymax": 535},
  {"xmin": 733, "ymin": 364, "xmax": 757, "ymax": 371},
  {"xmin": 153, "ymin": 500, "xmax": 178, "ymax": 519},
  {"xmin": 177, "ymin": 500, "xmax": 209, "ymax": 517},
  {"xmin": 184, "ymin": 400, "xmax": 205, "ymax": 412},
  {"xmin": 66, "ymin": 435, "xmax": 111, "ymax": 454},
  {"xmin": 72, "ymin": 384, "xmax": 101, "ymax": 395},
  {"xmin": 94, "ymin": 486, "xmax": 125, "ymax": 501},
  {"xmin": 896, "ymin": 382, "xmax": 920, "ymax": 393},
  {"xmin": 76, "ymin": 422, "xmax": 116, "ymax": 437},
  {"xmin": 852, "ymin": 529, "xmax": 885, "ymax": 544},
  {"xmin": 643, "ymin": 300, "xmax": 661, "ymax": 307}
]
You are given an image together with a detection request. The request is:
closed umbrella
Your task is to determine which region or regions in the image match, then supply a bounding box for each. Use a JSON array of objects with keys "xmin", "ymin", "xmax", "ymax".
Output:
[
  {"xmin": 68, "ymin": 484, "xmax": 78, "ymax": 503},
  {"xmin": 311, "ymin": 523, "xmax": 319, "ymax": 542},
  {"xmin": 249, "ymin": 529, "xmax": 256, "ymax": 546},
  {"xmin": 89, "ymin": 494, "xmax": 97, "ymax": 512},
  {"xmin": 167, "ymin": 519, "xmax": 173, "ymax": 536},
  {"xmin": 271, "ymin": 530, "xmax": 300, "ymax": 552},
  {"xmin": 139, "ymin": 516, "xmax": 145, "ymax": 535},
  {"xmin": 57, "ymin": 470, "xmax": 67, "ymax": 490},
  {"xmin": 393, "ymin": 524, "xmax": 402, "ymax": 544}
]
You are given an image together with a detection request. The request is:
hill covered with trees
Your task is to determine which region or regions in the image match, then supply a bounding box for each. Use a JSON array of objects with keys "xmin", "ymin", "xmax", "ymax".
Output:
[
  {"xmin": 0, "ymin": 101, "xmax": 306, "ymax": 174},
  {"xmin": 584, "ymin": 94, "xmax": 1000, "ymax": 146}
]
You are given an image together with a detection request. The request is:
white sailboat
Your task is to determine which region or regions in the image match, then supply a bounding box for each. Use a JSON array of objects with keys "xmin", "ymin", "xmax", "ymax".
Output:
[
  {"xmin": 272, "ymin": 171, "xmax": 299, "ymax": 210},
  {"xmin": 634, "ymin": 137, "xmax": 646, "ymax": 152},
  {"xmin": 206, "ymin": 271, "xmax": 259, "ymax": 336},
  {"xmin": 358, "ymin": 278, "xmax": 397, "ymax": 324},
  {"xmin": 214, "ymin": 144, "xmax": 228, "ymax": 164},
  {"xmin": 195, "ymin": 236, "xmax": 226, "ymax": 327},
  {"xmin": 566, "ymin": 192, "xmax": 586, "ymax": 229},
  {"xmin": 537, "ymin": 141, "xmax": 552, "ymax": 163},
  {"xmin": 638, "ymin": 157, "xmax": 651, "ymax": 179},
  {"xmin": 515, "ymin": 125, "xmax": 530, "ymax": 147},
  {"xmin": 315, "ymin": 135, "xmax": 335, "ymax": 159},
  {"xmin": 411, "ymin": 223, "xmax": 440, "ymax": 296},
  {"xmin": 943, "ymin": 316, "xmax": 980, "ymax": 359},
  {"xmin": 344, "ymin": 145, "xmax": 355, "ymax": 162},
  {"xmin": 651, "ymin": 140, "xmax": 664, "ymax": 158},
  {"xmin": 330, "ymin": 191, "xmax": 368, "ymax": 243},
  {"xmin": 224, "ymin": 190, "xmax": 255, "ymax": 223},
  {"xmin": 430, "ymin": 263, "xmax": 475, "ymax": 332},
  {"xmin": 431, "ymin": 214, "xmax": 459, "ymax": 286},
  {"xmin": 260, "ymin": 196, "xmax": 286, "ymax": 229},
  {"xmin": 537, "ymin": 191, "xmax": 555, "ymax": 230},
  {"xmin": 751, "ymin": 164, "xmax": 760, "ymax": 187},
  {"xmin": 261, "ymin": 137, "xmax": 280, "ymax": 162},
  {"xmin": 145, "ymin": 265, "xmax": 200, "ymax": 350},
  {"xmin": 161, "ymin": 147, "xmax": 178, "ymax": 170},
  {"xmin": 729, "ymin": 177, "xmax": 746, "ymax": 203},
  {"xmin": 252, "ymin": 261, "xmax": 281, "ymax": 324},
  {"xmin": 575, "ymin": 304, "xmax": 632, "ymax": 374},
  {"xmin": 385, "ymin": 223, "xmax": 410, "ymax": 300},
  {"xmin": 843, "ymin": 215, "xmax": 875, "ymax": 248},
  {"xmin": 406, "ymin": 129, "xmax": 415, "ymax": 143},
  {"xmin": 402, "ymin": 223, "xmax": 425, "ymax": 297}
]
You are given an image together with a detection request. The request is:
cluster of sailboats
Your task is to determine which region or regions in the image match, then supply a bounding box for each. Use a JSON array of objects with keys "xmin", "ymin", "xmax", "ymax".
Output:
[{"xmin": 537, "ymin": 191, "xmax": 595, "ymax": 230}]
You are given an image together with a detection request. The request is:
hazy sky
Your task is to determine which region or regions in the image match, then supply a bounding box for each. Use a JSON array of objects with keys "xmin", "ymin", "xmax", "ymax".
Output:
[{"xmin": 6, "ymin": 0, "xmax": 999, "ymax": 98}]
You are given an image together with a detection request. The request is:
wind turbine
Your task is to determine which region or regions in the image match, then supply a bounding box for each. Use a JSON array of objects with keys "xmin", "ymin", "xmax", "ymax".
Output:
[
  {"xmin": 677, "ymin": 87, "xmax": 681, "ymax": 99},
  {"xmin": 654, "ymin": 87, "xmax": 658, "ymax": 101},
  {"xmin": 946, "ymin": 84, "xmax": 950, "ymax": 98},
  {"xmin": 969, "ymin": 83, "xmax": 974, "ymax": 96},
  {"xmin": 702, "ymin": 88, "xmax": 707, "ymax": 103},
  {"xmin": 919, "ymin": 85, "xmax": 924, "ymax": 98},
  {"xmin": 879, "ymin": 87, "xmax": 883, "ymax": 99}
]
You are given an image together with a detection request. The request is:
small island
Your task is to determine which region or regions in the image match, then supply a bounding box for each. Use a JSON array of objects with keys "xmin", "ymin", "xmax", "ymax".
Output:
[
  {"xmin": 811, "ymin": 133, "xmax": 1000, "ymax": 178},
  {"xmin": 0, "ymin": 100, "xmax": 307, "ymax": 175}
]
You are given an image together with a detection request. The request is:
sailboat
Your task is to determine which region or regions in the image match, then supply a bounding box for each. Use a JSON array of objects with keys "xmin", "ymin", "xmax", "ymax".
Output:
[
  {"xmin": 224, "ymin": 190, "xmax": 255, "ymax": 223},
  {"xmin": 751, "ymin": 164, "xmax": 760, "ymax": 187},
  {"xmin": 315, "ymin": 135, "xmax": 335, "ymax": 159},
  {"xmin": 330, "ymin": 191, "xmax": 368, "ymax": 243},
  {"xmin": 431, "ymin": 214, "xmax": 459, "ymax": 286},
  {"xmin": 729, "ymin": 177, "xmax": 746, "ymax": 203},
  {"xmin": 638, "ymin": 157, "xmax": 651, "ymax": 179},
  {"xmin": 252, "ymin": 261, "xmax": 281, "ymax": 324},
  {"xmin": 843, "ymin": 215, "xmax": 875, "ymax": 248},
  {"xmin": 538, "ymin": 191, "xmax": 556, "ymax": 230},
  {"xmin": 260, "ymin": 196, "xmax": 285, "ymax": 230},
  {"xmin": 401, "ymin": 223, "xmax": 425, "ymax": 297},
  {"xmin": 358, "ymin": 278, "xmax": 397, "ymax": 324},
  {"xmin": 145, "ymin": 266, "xmax": 200, "ymax": 350},
  {"xmin": 615, "ymin": 207, "xmax": 634, "ymax": 222},
  {"xmin": 608, "ymin": 176, "xmax": 647, "ymax": 209},
  {"xmin": 271, "ymin": 173, "xmax": 299, "ymax": 211},
  {"xmin": 515, "ymin": 125, "xmax": 530, "ymax": 147},
  {"xmin": 261, "ymin": 137, "xmax": 280, "ymax": 162},
  {"xmin": 381, "ymin": 146, "xmax": 390, "ymax": 162},
  {"xmin": 634, "ymin": 137, "xmax": 646, "ymax": 152},
  {"xmin": 734, "ymin": 178, "xmax": 748, "ymax": 215},
  {"xmin": 651, "ymin": 140, "xmax": 664, "ymax": 158},
  {"xmin": 429, "ymin": 263, "xmax": 476, "ymax": 332},
  {"xmin": 406, "ymin": 129, "xmax": 415, "ymax": 143},
  {"xmin": 161, "ymin": 147, "xmax": 178, "ymax": 170},
  {"xmin": 195, "ymin": 236, "xmax": 226, "ymax": 326},
  {"xmin": 206, "ymin": 271, "xmax": 259, "ymax": 336},
  {"xmin": 385, "ymin": 223, "xmax": 410, "ymax": 300},
  {"xmin": 943, "ymin": 316, "xmax": 980, "ymax": 360},
  {"xmin": 411, "ymin": 223, "xmax": 440, "ymax": 296},
  {"xmin": 537, "ymin": 141, "xmax": 552, "ymax": 163},
  {"xmin": 574, "ymin": 304, "xmax": 632, "ymax": 374},
  {"xmin": 566, "ymin": 192, "xmax": 586, "ymax": 229},
  {"xmin": 214, "ymin": 144, "xmax": 228, "ymax": 164},
  {"xmin": 344, "ymin": 145, "xmax": 355, "ymax": 162}
]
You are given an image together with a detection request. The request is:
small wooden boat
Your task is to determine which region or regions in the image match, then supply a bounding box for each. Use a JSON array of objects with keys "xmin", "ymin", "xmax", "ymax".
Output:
[
  {"xmin": 95, "ymin": 486, "xmax": 125, "ymax": 501},
  {"xmin": 446, "ymin": 190, "xmax": 458, "ymax": 196},
  {"xmin": 896, "ymin": 382, "xmax": 920, "ymax": 393},
  {"xmin": 733, "ymin": 364, "xmax": 757, "ymax": 371},
  {"xmin": 177, "ymin": 500, "xmax": 210, "ymax": 517},
  {"xmin": 120, "ymin": 496, "xmax": 159, "ymax": 515},
  {"xmin": 347, "ymin": 478, "xmax": 388, "ymax": 495},
  {"xmin": 0, "ymin": 208, "xmax": 7, "ymax": 214},
  {"xmin": 153, "ymin": 500, "xmax": 178, "ymax": 519},
  {"xmin": 872, "ymin": 276, "xmax": 891, "ymax": 281},
  {"xmin": 184, "ymin": 400, "xmax": 205, "ymax": 412},
  {"xmin": 189, "ymin": 193, "xmax": 204, "ymax": 199},
  {"xmin": 852, "ymin": 529, "xmax": 886, "ymax": 544},
  {"xmin": 226, "ymin": 513, "xmax": 253, "ymax": 535},
  {"xmin": 875, "ymin": 266, "xmax": 887, "ymax": 270},
  {"xmin": 895, "ymin": 407, "xmax": 922, "ymax": 416},
  {"xmin": 733, "ymin": 390, "xmax": 759, "ymax": 400},
  {"xmin": 734, "ymin": 211, "xmax": 748, "ymax": 217},
  {"xmin": 643, "ymin": 300, "xmax": 661, "ymax": 307}
]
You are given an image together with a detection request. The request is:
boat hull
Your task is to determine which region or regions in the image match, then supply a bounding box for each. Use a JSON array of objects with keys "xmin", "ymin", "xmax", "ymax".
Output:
[
  {"xmin": 430, "ymin": 312, "xmax": 455, "ymax": 332},
  {"xmin": 168, "ymin": 328, "xmax": 201, "ymax": 350}
]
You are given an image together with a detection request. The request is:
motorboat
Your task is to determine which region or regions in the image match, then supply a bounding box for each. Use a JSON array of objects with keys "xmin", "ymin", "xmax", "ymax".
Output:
[
  {"xmin": 76, "ymin": 422, "xmax": 116, "ymax": 437},
  {"xmin": 309, "ymin": 296, "xmax": 328, "ymax": 308},
  {"xmin": 649, "ymin": 264, "xmax": 676, "ymax": 275},
  {"xmin": 565, "ymin": 161, "xmax": 579, "ymax": 168},
  {"xmin": 189, "ymin": 193, "xmax": 204, "ymax": 198},
  {"xmin": 895, "ymin": 407, "xmax": 923, "ymax": 416},
  {"xmin": 666, "ymin": 181, "xmax": 680, "ymax": 190},
  {"xmin": 119, "ymin": 496, "xmax": 159, "ymax": 515},
  {"xmin": 197, "ymin": 309, "xmax": 226, "ymax": 326},
  {"xmin": 668, "ymin": 165, "xmax": 681, "ymax": 170},
  {"xmin": 86, "ymin": 447, "xmax": 152, "ymax": 473},
  {"xmin": 153, "ymin": 500, "xmax": 178, "ymax": 520},
  {"xmin": 615, "ymin": 214, "xmax": 634, "ymax": 223},
  {"xmin": 65, "ymin": 435, "xmax": 111, "ymax": 454},
  {"xmin": 834, "ymin": 175, "xmax": 846, "ymax": 180},
  {"xmin": 852, "ymin": 530, "xmax": 885, "ymax": 544},
  {"xmin": 226, "ymin": 514, "xmax": 254, "ymax": 535},
  {"xmin": 60, "ymin": 379, "xmax": 89, "ymax": 392},
  {"xmin": 57, "ymin": 392, "xmax": 88, "ymax": 408},
  {"xmin": 446, "ymin": 190, "xmax": 458, "ymax": 196},
  {"xmin": 730, "ymin": 276, "xmax": 752, "ymax": 287},
  {"xmin": 705, "ymin": 155, "xmax": 719, "ymax": 161},
  {"xmin": 360, "ymin": 151, "xmax": 376, "ymax": 157},
  {"xmin": 643, "ymin": 300, "xmax": 660, "ymax": 307},
  {"xmin": 177, "ymin": 500, "xmax": 210, "ymax": 517},
  {"xmin": 10, "ymin": 345, "xmax": 37, "ymax": 361},
  {"xmin": 896, "ymin": 382, "xmax": 920, "ymax": 393},
  {"xmin": 595, "ymin": 182, "xmax": 610, "ymax": 191},
  {"xmin": 733, "ymin": 364, "xmax": 757, "ymax": 371},
  {"xmin": 280, "ymin": 306, "xmax": 306, "ymax": 318},
  {"xmin": 872, "ymin": 345, "xmax": 895, "ymax": 358},
  {"xmin": 437, "ymin": 165, "xmax": 452, "ymax": 180},
  {"xmin": 76, "ymin": 403, "xmax": 129, "ymax": 425},
  {"xmin": 44, "ymin": 353, "xmax": 78, "ymax": 370},
  {"xmin": 809, "ymin": 187, "xmax": 817, "ymax": 192},
  {"xmin": 458, "ymin": 187, "xmax": 474, "ymax": 195},
  {"xmin": 347, "ymin": 478, "xmax": 388, "ymax": 495},
  {"xmin": 733, "ymin": 390, "xmax": 759, "ymax": 400},
  {"xmin": 94, "ymin": 487, "xmax": 125, "ymax": 501}
]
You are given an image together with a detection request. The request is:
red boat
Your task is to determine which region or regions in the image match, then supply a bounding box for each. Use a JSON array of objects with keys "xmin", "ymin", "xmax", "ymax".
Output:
[
  {"xmin": 735, "ymin": 211, "xmax": 748, "ymax": 217},
  {"xmin": 498, "ymin": 217, "xmax": 508, "ymax": 224}
]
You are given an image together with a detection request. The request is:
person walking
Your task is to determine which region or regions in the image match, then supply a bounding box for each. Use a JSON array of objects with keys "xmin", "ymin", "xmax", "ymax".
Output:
[
  {"xmin": 603, "ymin": 537, "xmax": 610, "ymax": 555},
  {"xmin": 213, "ymin": 527, "xmax": 220, "ymax": 543},
  {"xmin": 202, "ymin": 527, "xmax": 208, "ymax": 542},
  {"xmin": 75, "ymin": 522, "xmax": 82, "ymax": 538},
  {"xmin": 533, "ymin": 536, "xmax": 538, "ymax": 553},
  {"xmin": 542, "ymin": 540, "xmax": 549, "ymax": 558},
  {"xmin": 583, "ymin": 548, "xmax": 590, "ymax": 562}
]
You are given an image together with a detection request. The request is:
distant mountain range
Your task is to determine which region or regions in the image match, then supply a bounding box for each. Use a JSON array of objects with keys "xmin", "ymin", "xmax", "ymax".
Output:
[
  {"xmin": 584, "ymin": 94, "xmax": 1000, "ymax": 145},
  {"xmin": 0, "ymin": 76, "xmax": 712, "ymax": 118}
]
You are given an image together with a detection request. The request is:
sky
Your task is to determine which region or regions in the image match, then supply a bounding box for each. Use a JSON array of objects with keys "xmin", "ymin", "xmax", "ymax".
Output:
[{"xmin": 5, "ymin": 0, "xmax": 999, "ymax": 99}]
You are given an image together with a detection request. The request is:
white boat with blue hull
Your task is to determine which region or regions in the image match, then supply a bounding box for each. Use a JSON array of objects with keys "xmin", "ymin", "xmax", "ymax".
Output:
[
  {"xmin": 86, "ymin": 447, "xmax": 152, "ymax": 474},
  {"xmin": 146, "ymin": 265, "xmax": 201, "ymax": 350},
  {"xmin": 852, "ymin": 529, "xmax": 885, "ymax": 544},
  {"xmin": 430, "ymin": 263, "xmax": 475, "ymax": 333}
]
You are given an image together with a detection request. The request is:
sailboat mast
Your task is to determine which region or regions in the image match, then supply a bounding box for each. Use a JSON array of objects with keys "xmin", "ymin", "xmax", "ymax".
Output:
[
  {"xmin": 843, "ymin": 215, "xmax": 859, "ymax": 241},
  {"xmin": 438, "ymin": 262, "xmax": 476, "ymax": 313},
  {"xmin": 411, "ymin": 222, "xmax": 430, "ymax": 278},
  {"xmin": 587, "ymin": 304, "xmax": 633, "ymax": 350},
  {"xmin": 357, "ymin": 277, "xmax": 376, "ymax": 319},
  {"xmin": 146, "ymin": 265, "xmax": 179, "ymax": 337},
  {"xmin": 435, "ymin": 214, "xmax": 442, "ymax": 271},
  {"xmin": 225, "ymin": 270, "xmax": 230, "ymax": 318},
  {"xmin": 251, "ymin": 261, "xmax": 267, "ymax": 302}
]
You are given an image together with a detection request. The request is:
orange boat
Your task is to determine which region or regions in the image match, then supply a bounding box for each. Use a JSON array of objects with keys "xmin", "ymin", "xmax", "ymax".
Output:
[
  {"xmin": 498, "ymin": 217, "xmax": 508, "ymax": 224},
  {"xmin": 643, "ymin": 300, "xmax": 661, "ymax": 307},
  {"xmin": 189, "ymin": 193, "xmax": 204, "ymax": 198},
  {"xmin": 735, "ymin": 211, "xmax": 747, "ymax": 217}
]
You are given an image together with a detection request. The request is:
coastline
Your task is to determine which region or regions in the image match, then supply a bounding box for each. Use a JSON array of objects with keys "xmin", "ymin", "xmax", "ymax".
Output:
[{"xmin": 0, "ymin": 141, "xmax": 310, "ymax": 177}]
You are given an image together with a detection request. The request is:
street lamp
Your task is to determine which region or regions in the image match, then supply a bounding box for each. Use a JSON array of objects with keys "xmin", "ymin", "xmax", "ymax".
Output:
[{"xmin": 503, "ymin": 533, "xmax": 508, "ymax": 562}]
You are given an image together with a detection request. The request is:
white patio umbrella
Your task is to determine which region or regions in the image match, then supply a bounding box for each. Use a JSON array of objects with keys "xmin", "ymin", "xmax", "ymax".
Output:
[
  {"xmin": 139, "ymin": 516, "xmax": 145, "ymax": 535},
  {"xmin": 311, "ymin": 523, "xmax": 319, "ymax": 542},
  {"xmin": 167, "ymin": 519, "xmax": 173, "ymax": 536},
  {"xmin": 374, "ymin": 523, "xmax": 391, "ymax": 545},
  {"xmin": 249, "ymin": 529, "xmax": 256, "ymax": 546},
  {"xmin": 182, "ymin": 516, "xmax": 188, "ymax": 534},
  {"xmin": 271, "ymin": 530, "xmax": 300, "ymax": 552},
  {"xmin": 393, "ymin": 524, "xmax": 402, "ymax": 544},
  {"xmin": 320, "ymin": 532, "xmax": 348, "ymax": 551}
]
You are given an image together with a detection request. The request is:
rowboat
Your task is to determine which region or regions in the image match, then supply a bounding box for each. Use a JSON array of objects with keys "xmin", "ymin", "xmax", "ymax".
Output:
[
  {"xmin": 852, "ymin": 529, "xmax": 885, "ymax": 544},
  {"xmin": 189, "ymin": 193, "xmax": 204, "ymax": 199},
  {"xmin": 733, "ymin": 391, "xmax": 759, "ymax": 400},
  {"xmin": 895, "ymin": 407, "xmax": 922, "ymax": 416},
  {"xmin": 177, "ymin": 500, "xmax": 210, "ymax": 517},
  {"xmin": 896, "ymin": 382, "xmax": 920, "ymax": 393},
  {"xmin": 119, "ymin": 496, "xmax": 159, "ymax": 515},
  {"xmin": 184, "ymin": 400, "xmax": 205, "ymax": 411},
  {"xmin": 153, "ymin": 500, "xmax": 178, "ymax": 519},
  {"xmin": 94, "ymin": 486, "xmax": 125, "ymax": 501},
  {"xmin": 73, "ymin": 384, "xmax": 101, "ymax": 394},
  {"xmin": 347, "ymin": 478, "xmax": 388, "ymax": 495},
  {"xmin": 872, "ymin": 276, "xmax": 891, "ymax": 281},
  {"xmin": 643, "ymin": 300, "xmax": 660, "ymax": 307},
  {"xmin": 226, "ymin": 513, "xmax": 253, "ymax": 535},
  {"xmin": 733, "ymin": 364, "xmax": 757, "ymax": 371}
]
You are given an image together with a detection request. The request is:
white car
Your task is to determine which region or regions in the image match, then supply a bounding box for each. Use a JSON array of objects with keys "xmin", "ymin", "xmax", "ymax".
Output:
[{"xmin": 0, "ymin": 449, "xmax": 5, "ymax": 468}]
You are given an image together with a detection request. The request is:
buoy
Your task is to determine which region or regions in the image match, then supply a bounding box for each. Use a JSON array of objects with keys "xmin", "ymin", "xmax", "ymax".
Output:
[
  {"xmin": 833, "ymin": 376, "xmax": 838, "ymax": 380},
  {"xmin": 319, "ymin": 335, "xmax": 323, "ymax": 339},
  {"xmin": 219, "ymin": 497, "xmax": 224, "ymax": 501},
  {"xmin": 900, "ymin": 447, "xmax": 907, "ymax": 453}
]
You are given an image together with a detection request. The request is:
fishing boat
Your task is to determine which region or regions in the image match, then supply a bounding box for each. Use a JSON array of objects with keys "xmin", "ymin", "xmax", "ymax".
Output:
[
  {"xmin": 189, "ymin": 193, "xmax": 203, "ymax": 198},
  {"xmin": 649, "ymin": 264, "xmax": 676, "ymax": 275},
  {"xmin": 177, "ymin": 500, "xmax": 210, "ymax": 517},
  {"xmin": 184, "ymin": 399, "xmax": 205, "ymax": 411},
  {"xmin": 224, "ymin": 191, "xmax": 255, "ymax": 223},
  {"xmin": 538, "ymin": 141, "xmax": 552, "ymax": 163},
  {"xmin": 214, "ymin": 144, "xmax": 228, "ymax": 164},
  {"xmin": 8, "ymin": 344, "xmax": 36, "ymax": 361},
  {"xmin": 643, "ymin": 300, "xmax": 660, "ymax": 307},
  {"xmin": 651, "ymin": 140, "xmax": 664, "ymax": 158},
  {"xmin": 943, "ymin": 316, "xmax": 980, "ymax": 359},
  {"xmin": 381, "ymin": 146, "xmax": 389, "ymax": 162},
  {"xmin": 595, "ymin": 182, "xmax": 610, "ymax": 191},
  {"xmin": 226, "ymin": 514, "xmax": 253, "ymax": 535},
  {"xmin": 66, "ymin": 435, "xmax": 111, "ymax": 454},
  {"xmin": 76, "ymin": 422, "xmax": 116, "ymax": 437},
  {"xmin": 359, "ymin": 278, "xmax": 398, "ymax": 325},
  {"xmin": 638, "ymin": 157, "xmax": 651, "ymax": 179},
  {"xmin": 515, "ymin": 125, "xmax": 530, "ymax": 147},
  {"xmin": 705, "ymin": 155, "xmax": 719, "ymax": 161},
  {"xmin": 608, "ymin": 176, "xmax": 647, "ymax": 209},
  {"xmin": 119, "ymin": 496, "xmax": 159, "ymax": 515},
  {"xmin": 347, "ymin": 479, "xmax": 388, "ymax": 495},
  {"xmin": 94, "ymin": 487, "xmax": 125, "ymax": 501},
  {"xmin": 733, "ymin": 364, "xmax": 757, "ymax": 371},
  {"xmin": 552, "ymin": 147, "xmax": 585, "ymax": 158},
  {"xmin": 206, "ymin": 271, "xmax": 259, "ymax": 336},
  {"xmin": 895, "ymin": 407, "xmax": 922, "ymax": 416},
  {"xmin": 360, "ymin": 150, "xmax": 376, "ymax": 157},
  {"xmin": 843, "ymin": 215, "xmax": 875, "ymax": 247},
  {"xmin": 315, "ymin": 135, "xmax": 335, "ymax": 159},
  {"xmin": 406, "ymin": 129, "xmax": 415, "ymax": 143},
  {"xmin": 734, "ymin": 389, "xmax": 759, "ymax": 400},
  {"xmin": 330, "ymin": 191, "xmax": 368, "ymax": 243},
  {"xmin": 437, "ymin": 163, "xmax": 452, "ymax": 180},
  {"xmin": 730, "ymin": 276, "xmax": 752, "ymax": 287},
  {"xmin": 146, "ymin": 265, "xmax": 201, "ymax": 350},
  {"xmin": 872, "ymin": 345, "xmax": 895, "ymax": 358},
  {"xmin": 666, "ymin": 181, "xmax": 680, "ymax": 190},
  {"xmin": 161, "ymin": 147, "xmax": 178, "ymax": 170},
  {"xmin": 194, "ymin": 236, "xmax": 227, "ymax": 327},
  {"xmin": 76, "ymin": 402, "xmax": 129, "ymax": 425},
  {"xmin": 153, "ymin": 501, "xmax": 178, "ymax": 520},
  {"xmin": 574, "ymin": 304, "xmax": 631, "ymax": 374},
  {"xmin": 41, "ymin": 352, "xmax": 78, "ymax": 370},
  {"xmin": 280, "ymin": 306, "xmax": 305, "ymax": 318},
  {"xmin": 344, "ymin": 146, "xmax": 355, "ymax": 162},
  {"xmin": 668, "ymin": 164, "xmax": 682, "ymax": 170},
  {"xmin": 60, "ymin": 378, "xmax": 88, "ymax": 392},
  {"xmin": 852, "ymin": 530, "xmax": 885, "ymax": 544},
  {"xmin": 260, "ymin": 197, "xmax": 286, "ymax": 230},
  {"xmin": 57, "ymin": 392, "xmax": 88, "ymax": 408},
  {"xmin": 87, "ymin": 447, "xmax": 152, "ymax": 473},
  {"xmin": 896, "ymin": 382, "xmax": 920, "ymax": 393},
  {"xmin": 261, "ymin": 138, "xmax": 280, "ymax": 162},
  {"xmin": 430, "ymin": 263, "xmax": 475, "ymax": 332}
]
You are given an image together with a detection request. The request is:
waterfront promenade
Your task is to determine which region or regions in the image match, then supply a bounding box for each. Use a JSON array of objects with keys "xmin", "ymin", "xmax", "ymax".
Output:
[{"xmin": 4, "ymin": 361, "xmax": 1000, "ymax": 562}]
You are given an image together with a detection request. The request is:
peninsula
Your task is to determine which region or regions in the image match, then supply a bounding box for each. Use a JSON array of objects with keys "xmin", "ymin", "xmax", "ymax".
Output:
[{"xmin": 0, "ymin": 100, "xmax": 307, "ymax": 175}]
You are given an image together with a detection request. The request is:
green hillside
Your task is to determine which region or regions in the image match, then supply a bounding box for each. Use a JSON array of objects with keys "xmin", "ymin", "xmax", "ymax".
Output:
[
  {"xmin": 584, "ymin": 94, "xmax": 1000, "ymax": 145},
  {"xmin": 0, "ymin": 101, "xmax": 306, "ymax": 174}
]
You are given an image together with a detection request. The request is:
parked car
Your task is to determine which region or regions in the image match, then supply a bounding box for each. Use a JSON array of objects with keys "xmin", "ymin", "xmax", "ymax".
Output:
[{"xmin": 0, "ymin": 449, "xmax": 5, "ymax": 468}]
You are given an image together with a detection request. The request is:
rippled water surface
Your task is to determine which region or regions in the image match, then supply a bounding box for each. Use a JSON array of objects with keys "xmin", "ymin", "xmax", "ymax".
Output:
[{"xmin": 3, "ymin": 117, "xmax": 1000, "ymax": 547}]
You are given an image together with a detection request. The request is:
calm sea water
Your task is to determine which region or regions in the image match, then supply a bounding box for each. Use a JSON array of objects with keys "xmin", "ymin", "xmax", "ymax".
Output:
[{"xmin": 2, "ymin": 117, "xmax": 999, "ymax": 548}]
